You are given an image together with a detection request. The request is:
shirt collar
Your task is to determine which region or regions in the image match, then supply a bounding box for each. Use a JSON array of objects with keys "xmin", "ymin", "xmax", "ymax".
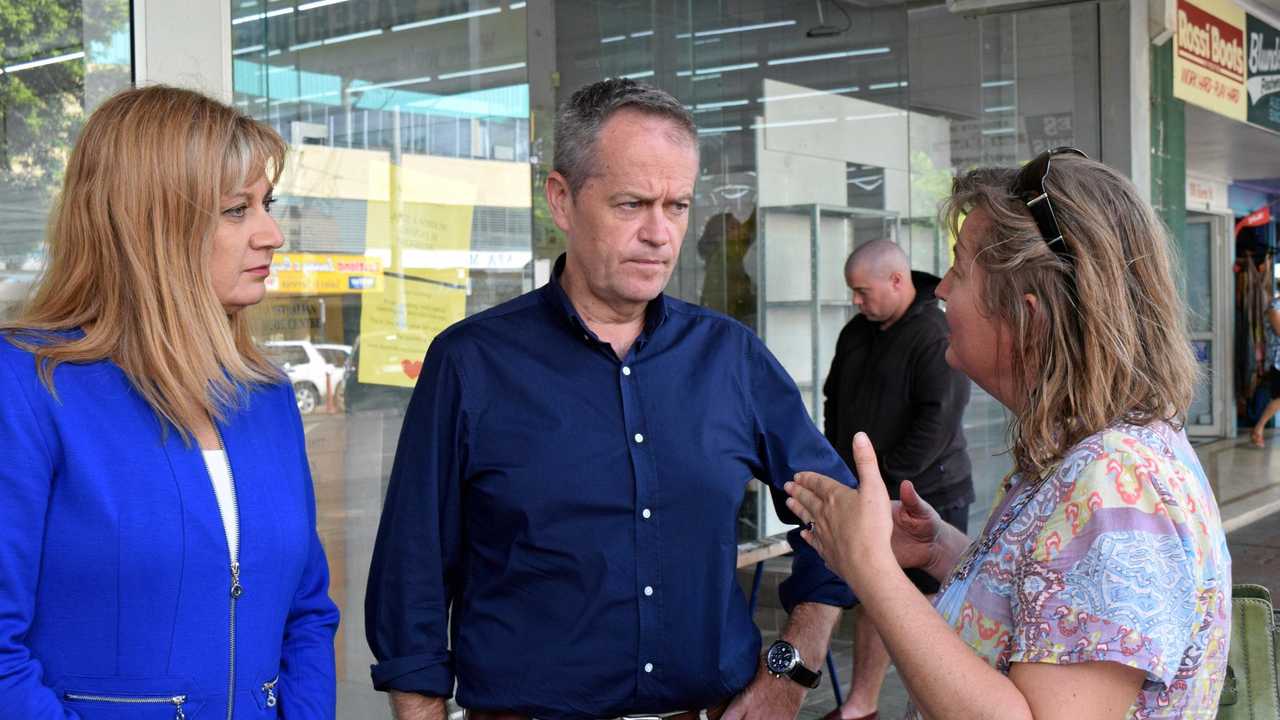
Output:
[{"xmin": 541, "ymin": 253, "xmax": 670, "ymax": 347}]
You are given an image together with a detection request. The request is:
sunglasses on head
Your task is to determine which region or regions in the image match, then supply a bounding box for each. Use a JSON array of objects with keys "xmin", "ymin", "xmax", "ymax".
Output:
[{"xmin": 1009, "ymin": 146, "xmax": 1088, "ymax": 261}]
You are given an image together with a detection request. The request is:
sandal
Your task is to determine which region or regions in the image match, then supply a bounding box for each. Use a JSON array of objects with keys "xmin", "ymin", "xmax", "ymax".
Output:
[{"xmin": 1250, "ymin": 429, "xmax": 1266, "ymax": 448}]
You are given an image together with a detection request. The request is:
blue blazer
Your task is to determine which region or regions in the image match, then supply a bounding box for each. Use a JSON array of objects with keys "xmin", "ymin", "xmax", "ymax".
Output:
[{"xmin": 0, "ymin": 335, "xmax": 339, "ymax": 719}]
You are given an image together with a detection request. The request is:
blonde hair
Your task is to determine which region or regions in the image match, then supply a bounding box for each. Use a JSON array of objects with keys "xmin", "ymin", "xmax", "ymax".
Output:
[
  {"xmin": 942, "ymin": 157, "xmax": 1198, "ymax": 479},
  {"xmin": 3, "ymin": 85, "xmax": 286, "ymax": 442}
]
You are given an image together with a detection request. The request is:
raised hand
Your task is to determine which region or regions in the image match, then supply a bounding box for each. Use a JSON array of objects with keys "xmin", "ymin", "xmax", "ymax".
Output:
[
  {"xmin": 784, "ymin": 432, "xmax": 896, "ymax": 592},
  {"xmin": 889, "ymin": 479, "xmax": 943, "ymax": 572}
]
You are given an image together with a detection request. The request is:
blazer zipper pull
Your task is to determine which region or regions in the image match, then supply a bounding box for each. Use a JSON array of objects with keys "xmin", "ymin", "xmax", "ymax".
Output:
[{"xmin": 230, "ymin": 562, "xmax": 244, "ymax": 599}]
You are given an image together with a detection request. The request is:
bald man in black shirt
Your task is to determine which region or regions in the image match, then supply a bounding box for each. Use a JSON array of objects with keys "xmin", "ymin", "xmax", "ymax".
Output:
[{"xmin": 820, "ymin": 240, "xmax": 974, "ymax": 720}]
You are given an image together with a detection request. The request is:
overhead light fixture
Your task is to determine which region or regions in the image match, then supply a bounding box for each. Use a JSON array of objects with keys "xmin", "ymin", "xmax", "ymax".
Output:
[
  {"xmin": 849, "ymin": 175, "xmax": 884, "ymax": 191},
  {"xmin": 677, "ymin": 19, "xmax": 797, "ymax": 39},
  {"xmin": 4, "ymin": 50, "xmax": 85, "ymax": 73},
  {"xmin": 232, "ymin": 6, "xmax": 294, "ymax": 25},
  {"xmin": 324, "ymin": 29, "xmax": 383, "ymax": 45},
  {"xmin": 436, "ymin": 61, "xmax": 526, "ymax": 80},
  {"xmin": 845, "ymin": 111, "xmax": 906, "ymax": 121},
  {"xmin": 676, "ymin": 62, "xmax": 759, "ymax": 77},
  {"xmin": 349, "ymin": 75, "xmax": 434, "ymax": 93},
  {"xmin": 750, "ymin": 117, "xmax": 839, "ymax": 131},
  {"xmin": 947, "ymin": 0, "xmax": 1096, "ymax": 17},
  {"xmin": 694, "ymin": 99, "xmax": 750, "ymax": 111},
  {"xmin": 807, "ymin": 0, "xmax": 852, "ymax": 37},
  {"xmin": 392, "ymin": 7, "xmax": 501, "ymax": 32},
  {"xmin": 269, "ymin": 89, "xmax": 340, "ymax": 106},
  {"xmin": 758, "ymin": 85, "xmax": 860, "ymax": 102},
  {"xmin": 297, "ymin": 0, "xmax": 348, "ymax": 10},
  {"xmin": 697, "ymin": 125, "xmax": 744, "ymax": 135},
  {"xmin": 286, "ymin": 28, "xmax": 382, "ymax": 53},
  {"xmin": 767, "ymin": 47, "xmax": 889, "ymax": 66}
]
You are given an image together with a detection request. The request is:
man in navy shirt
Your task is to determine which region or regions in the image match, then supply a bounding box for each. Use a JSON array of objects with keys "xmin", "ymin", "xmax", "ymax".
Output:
[{"xmin": 366, "ymin": 78, "xmax": 856, "ymax": 720}]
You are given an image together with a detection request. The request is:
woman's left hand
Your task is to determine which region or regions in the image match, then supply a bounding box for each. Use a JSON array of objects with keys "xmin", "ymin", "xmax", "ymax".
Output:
[{"xmin": 785, "ymin": 432, "xmax": 896, "ymax": 591}]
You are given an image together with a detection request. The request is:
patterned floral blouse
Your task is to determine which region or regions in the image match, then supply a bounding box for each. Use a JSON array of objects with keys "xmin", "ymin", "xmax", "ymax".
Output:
[{"xmin": 907, "ymin": 421, "xmax": 1232, "ymax": 719}]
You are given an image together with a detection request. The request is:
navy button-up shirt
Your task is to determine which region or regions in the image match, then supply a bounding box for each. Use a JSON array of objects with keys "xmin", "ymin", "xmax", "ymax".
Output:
[{"xmin": 366, "ymin": 256, "xmax": 855, "ymax": 718}]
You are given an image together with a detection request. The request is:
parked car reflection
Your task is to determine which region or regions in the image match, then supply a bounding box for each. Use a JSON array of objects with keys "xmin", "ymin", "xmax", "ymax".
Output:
[{"xmin": 262, "ymin": 340, "xmax": 351, "ymax": 414}]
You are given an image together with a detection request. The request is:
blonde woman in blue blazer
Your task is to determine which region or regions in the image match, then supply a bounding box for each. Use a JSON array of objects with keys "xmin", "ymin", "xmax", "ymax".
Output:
[{"xmin": 0, "ymin": 86, "xmax": 339, "ymax": 719}]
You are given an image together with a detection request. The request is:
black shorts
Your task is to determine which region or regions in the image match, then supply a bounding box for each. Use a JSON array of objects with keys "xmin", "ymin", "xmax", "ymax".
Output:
[
  {"xmin": 1269, "ymin": 367, "xmax": 1280, "ymax": 398},
  {"xmin": 904, "ymin": 501, "xmax": 971, "ymax": 596}
]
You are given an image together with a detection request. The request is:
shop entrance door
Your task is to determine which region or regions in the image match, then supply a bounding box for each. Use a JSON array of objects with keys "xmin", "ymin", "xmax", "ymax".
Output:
[{"xmin": 1184, "ymin": 213, "xmax": 1233, "ymax": 437}]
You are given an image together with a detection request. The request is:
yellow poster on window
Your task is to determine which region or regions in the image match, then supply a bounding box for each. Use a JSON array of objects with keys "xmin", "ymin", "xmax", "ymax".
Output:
[
  {"xmin": 357, "ymin": 267, "xmax": 468, "ymax": 388},
  {"xmin": 358, "ymin": 166, "xmax": 475, "ymax": 388}
]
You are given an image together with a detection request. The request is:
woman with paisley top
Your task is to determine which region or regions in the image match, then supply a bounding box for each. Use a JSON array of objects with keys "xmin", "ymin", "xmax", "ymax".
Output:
[{"xmin": 786, "ymin": 150, "xmax": 1230, "ymax": 720}]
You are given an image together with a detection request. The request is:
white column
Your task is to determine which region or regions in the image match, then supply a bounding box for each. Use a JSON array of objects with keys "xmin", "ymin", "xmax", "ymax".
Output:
[
  {"xmin": 132, "ymin": 0, "xmax": 233, "ymax": 102},
  {"xmin": 1129, "ymin": 0, "xmax": 1153, "ymax": 203}
]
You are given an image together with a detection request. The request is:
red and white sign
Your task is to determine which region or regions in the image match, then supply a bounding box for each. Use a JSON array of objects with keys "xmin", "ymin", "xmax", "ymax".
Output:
[
  {"xmin": 1236, "ymin": 206, "xmax": 1272, "ymax": 235},
  {"xmin": 1175, "ymin": 0, "xmax": 1248, "ymax": 120}
]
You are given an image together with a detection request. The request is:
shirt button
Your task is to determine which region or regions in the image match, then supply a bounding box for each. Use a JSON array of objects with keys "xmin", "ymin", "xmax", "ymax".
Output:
[
  {"xmin": 642, "ymin": 508, "xmax": 651, "ymax": 519},
  {"xmin": 644, "ymin": 585, "xmax": 654, "ymax": 596},
  {"xmin": 634, "ymin": 433, "xmax": 644, "ymax": 443},
  {"xmin": 622, "ymin": 366, "xmax": 632, "ymax": 376},
  {"xmin": 644, "ymin": 663, "xmax": 654, "ymax": 673}
]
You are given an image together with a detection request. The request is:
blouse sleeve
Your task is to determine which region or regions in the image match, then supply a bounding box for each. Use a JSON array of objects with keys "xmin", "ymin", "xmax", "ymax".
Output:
[{"xmin": 1005, "ymin": 443, "xmax": 1208, "ymax": 687}]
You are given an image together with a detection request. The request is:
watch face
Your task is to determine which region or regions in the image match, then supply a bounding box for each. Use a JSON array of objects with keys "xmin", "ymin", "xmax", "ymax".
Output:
[{"xmin": 766, "ymin": 641, "xmax": 797, "ymax": 675}]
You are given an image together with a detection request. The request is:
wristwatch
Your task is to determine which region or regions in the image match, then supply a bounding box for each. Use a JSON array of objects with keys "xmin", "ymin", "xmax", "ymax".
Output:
[{"xmin": 765, "ymin": 640, "xmax": 822, "ymax": 688}]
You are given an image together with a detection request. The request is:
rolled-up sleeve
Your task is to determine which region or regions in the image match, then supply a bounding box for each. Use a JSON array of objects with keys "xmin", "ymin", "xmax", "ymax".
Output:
[
  {"xmin": 742, "ymin": 336, "xmax": 857, "ymax": 612},
  {"xmin": 365, "ymin": 335, "xmax": 469, "ymax": 697}
]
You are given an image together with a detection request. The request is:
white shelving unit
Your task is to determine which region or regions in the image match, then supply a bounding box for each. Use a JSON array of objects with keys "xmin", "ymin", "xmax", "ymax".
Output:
[{"xmin": 757, "ymin": 203, "xmax": 902, "ymax": 423}]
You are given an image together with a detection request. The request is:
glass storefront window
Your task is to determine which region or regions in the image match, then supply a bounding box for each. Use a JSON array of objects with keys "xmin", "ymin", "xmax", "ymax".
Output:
[
  {"xmin": 0, "ymin": 0, "xmax": 1129, "ymax": 713},
  {"xmin": 229, "ymin": 0, "xmax": 1106, "ymax": 712},
  {"xmin": 904, "ymin": 2, "xmax": 1103, "ymax": 525},
  {"xmin": 230, "ymin": 2, "xmax": 530, "ymax": 714},
  {"xmin": 552, "ymin": 0, "xmax": 1100, "ymax": 536},
  {"xmin": 0, "ymin": 0, "xmax": 132, "ymax": 318}
]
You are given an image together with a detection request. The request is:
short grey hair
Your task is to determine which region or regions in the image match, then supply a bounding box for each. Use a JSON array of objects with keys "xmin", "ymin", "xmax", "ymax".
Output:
[{"xmin": 554, "ymin": 78, "xmax": 698, "ymax": 195}]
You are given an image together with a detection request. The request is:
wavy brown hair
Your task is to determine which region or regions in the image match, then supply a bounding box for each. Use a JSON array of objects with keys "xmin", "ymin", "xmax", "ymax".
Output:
[
  {"xmin": 2, "ymin": 85, "xmax": 285, "ymax": 441},
  {"xmin": 942, "ymin": 157, "xmax": 1198, "ymax": 479}
]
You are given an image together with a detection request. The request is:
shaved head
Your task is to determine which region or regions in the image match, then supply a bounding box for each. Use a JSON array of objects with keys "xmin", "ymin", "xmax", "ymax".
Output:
[
  {"xmin": 844, "ymin": 240, "xmax": 915, "ymax": 327},
  {"xmin": 845, "ymin": 240, "xmax": 910, "ymax": 280}
]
